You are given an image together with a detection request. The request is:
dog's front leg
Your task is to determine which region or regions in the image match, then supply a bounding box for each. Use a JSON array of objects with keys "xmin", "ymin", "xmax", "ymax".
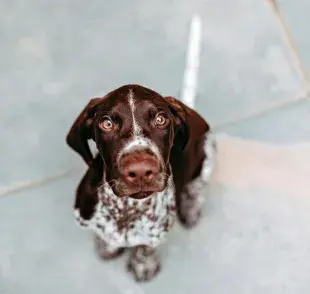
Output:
[
  {"xmin": 94, "ymin": 235, "xmax": 125, "ymax": 260},
  {"xmin": 127, "ymin": 245, "xmax": 160, "ymax": 282}
]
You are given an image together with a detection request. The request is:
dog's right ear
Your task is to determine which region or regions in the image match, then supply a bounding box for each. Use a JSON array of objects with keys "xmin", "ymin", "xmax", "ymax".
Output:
[
  {"xmin": 66, "ymin": 98, "xmax": 102, "ymax": 166},
  {"xmin": 165, "ymin": 96, "xmax": 209, "ymax": 151}
]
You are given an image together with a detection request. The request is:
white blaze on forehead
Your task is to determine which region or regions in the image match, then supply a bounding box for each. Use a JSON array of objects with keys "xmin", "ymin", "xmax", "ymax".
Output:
[
  {"xmin": 118, "ymin": 88, "xmax": 162, "ymax": 161},
  {"xmin": 121, "ymin": 136, "xmax": 162, "ymax": 160},
  {"xmin": 128, "ymin": 89, "xmax": 142, "ymax": 137}
]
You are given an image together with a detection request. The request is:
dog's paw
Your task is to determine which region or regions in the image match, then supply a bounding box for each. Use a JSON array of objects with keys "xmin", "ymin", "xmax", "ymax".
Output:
[
  {"xmin": 94, "ymin": 235, "xmax": 125, "ymax": 260},
  {"xmin": 178, "ymin": 207, "xmax": 202, "ymax": 229},
  {"xmin": 127, "ymin": 246, "xmax": 160, "ymax": 282}
]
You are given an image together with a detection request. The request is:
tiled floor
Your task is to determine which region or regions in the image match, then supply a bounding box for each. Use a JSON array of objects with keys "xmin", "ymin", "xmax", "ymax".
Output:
[
  {"xmin": 220, "ymin": 99, "xmax": 310, "ymax": 144},
  {"xmin": 276, "ymin": 0, "xmax": 310, "ymax": 78},
  {"xmin": 1, "ymin": 0, "xmax": 310, "ymax": 293}
]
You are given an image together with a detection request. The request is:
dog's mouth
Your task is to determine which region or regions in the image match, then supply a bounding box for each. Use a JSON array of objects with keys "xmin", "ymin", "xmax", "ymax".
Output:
[
  {"xmin": 128, "ymin": 191, "xmax": 154, "ymax": 199},
  {"xmin": 114, "ymin": 185, "xmax": 166, "ymax": 199},
  {"xmin": 110, "ymin": 170, "xmax": 169, "ymax": 199},
  {"xmin": 127, "ymin": 183, "xmax": 167, "ymax": 199}
]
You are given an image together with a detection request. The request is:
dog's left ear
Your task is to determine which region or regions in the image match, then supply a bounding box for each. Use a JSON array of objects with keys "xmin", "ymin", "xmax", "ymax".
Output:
[
  {"xmin": 165, "ymin": 96, "xmax": 210, "ymax": 151},
  {"xmin": 66, "ymin": 98, "xmax": 102, "ymax": 166}
]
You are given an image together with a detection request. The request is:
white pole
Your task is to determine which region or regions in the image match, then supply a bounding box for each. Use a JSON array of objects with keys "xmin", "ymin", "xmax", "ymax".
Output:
[{"xmin": 181, "ymin": 14, "xmax": 202, "ymax": 109}]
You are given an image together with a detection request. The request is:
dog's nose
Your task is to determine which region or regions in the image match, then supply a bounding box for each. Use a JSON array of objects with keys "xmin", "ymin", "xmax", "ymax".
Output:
[{"xmin": 120, "ymin": 152, "xmax": 160, "ymax": 186}]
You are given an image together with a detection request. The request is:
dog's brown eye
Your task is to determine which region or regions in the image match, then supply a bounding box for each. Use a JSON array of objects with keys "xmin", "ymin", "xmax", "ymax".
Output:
[
  {"xmin": 155, "ymin": 113, "xmax": 168, "ymax": 127},
  {"xmin": 99, "ymin": 118, "xmax": 114, "ymax": 131}
]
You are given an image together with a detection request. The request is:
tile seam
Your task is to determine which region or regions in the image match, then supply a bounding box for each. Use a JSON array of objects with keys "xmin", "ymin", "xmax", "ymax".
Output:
[{"xmin": 266, "ymin": 0, "xmax": 309, "ymax": 86}]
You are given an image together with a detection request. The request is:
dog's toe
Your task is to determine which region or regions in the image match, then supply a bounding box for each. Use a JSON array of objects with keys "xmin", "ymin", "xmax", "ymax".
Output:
[{"xmin": 127, "ymin": 246, "xmax": 161, "ymax": 282}]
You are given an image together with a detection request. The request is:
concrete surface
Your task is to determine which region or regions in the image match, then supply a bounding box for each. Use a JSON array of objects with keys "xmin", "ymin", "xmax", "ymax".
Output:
[{"xmin": 1, "ymin": 0, "xmax": 310, "ymax": 293}]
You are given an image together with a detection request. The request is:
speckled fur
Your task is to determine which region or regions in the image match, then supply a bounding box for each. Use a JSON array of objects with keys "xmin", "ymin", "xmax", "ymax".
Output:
[
  {"xmin": 75, "ymin": 175, "xmax": 176, "ymax": 251},
  {"xmin": 66, "ymin": 85, "xmax": 215, "ymax": 282},
  {"xmin": 74, "ymin": 134, "xmax": 217, "ymax": 280},
  {"xmin": 127, "ymin": 246, "xmax": 160, "ymax": 282},
  {"xmin": 179, "ymin": 133, "xmax": 217, "ymax": 227}
]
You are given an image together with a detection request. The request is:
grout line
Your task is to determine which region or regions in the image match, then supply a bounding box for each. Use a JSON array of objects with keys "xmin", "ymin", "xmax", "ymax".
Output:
[
  {"xmin": 180, "ymin": 14, "xmax": 202, "ymax": 108},
  {"xmin": 3, "ymin": 88, "xmax": 308, "ymax": 198},
  {"xmin": 212, "ymin": 0, "xmax": 310, "ymax": 130},
  {"xmin": 266, "ymin": 0, "xmax": 309, "ymax": 86},
  {"xmin": 212, "ymin": 88, "xmax": 309, "ymax": 130},
  {"xmin": 2, "ymin": 91, "xmax": 309, "ymax": 197},
  {"xmin": 0, "ymin": 169, "xmax": 78, "ymax": 197},
  {"xmin": 211, "ymin": 0, "xmax": 310, "ymax": 130}
]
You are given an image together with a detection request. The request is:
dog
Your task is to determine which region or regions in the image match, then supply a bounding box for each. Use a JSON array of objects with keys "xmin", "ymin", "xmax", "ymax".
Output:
[{"xmin": 66, "ymin": 84, "xmax": 216, "ymax": 282}]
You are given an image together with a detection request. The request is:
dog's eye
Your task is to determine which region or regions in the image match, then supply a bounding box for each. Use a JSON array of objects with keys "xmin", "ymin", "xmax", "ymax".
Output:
[
  {"xmin": 154, "ymin": 113, "xmax": 168, "ymax": 127},
  {"xmin": 99, "ymin": 117, "xmax": 114, "ymax": 131}
]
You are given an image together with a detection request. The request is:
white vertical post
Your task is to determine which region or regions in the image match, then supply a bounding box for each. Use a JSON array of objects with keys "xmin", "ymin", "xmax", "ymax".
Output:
[{"xmin": 181, "ymin": 14, "xmax": 202, "ymax": 109}]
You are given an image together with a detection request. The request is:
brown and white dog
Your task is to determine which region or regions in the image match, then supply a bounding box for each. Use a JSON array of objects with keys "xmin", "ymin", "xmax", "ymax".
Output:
[{"xmin": 66, "ymin": 84, "xmax": 216, "ymax": 282}]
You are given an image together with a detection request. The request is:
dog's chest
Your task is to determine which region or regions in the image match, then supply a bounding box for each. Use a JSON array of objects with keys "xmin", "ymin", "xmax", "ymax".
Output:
[{"xmin": 90, "ymin": 184, "xmax": 176, "ymax": 249}]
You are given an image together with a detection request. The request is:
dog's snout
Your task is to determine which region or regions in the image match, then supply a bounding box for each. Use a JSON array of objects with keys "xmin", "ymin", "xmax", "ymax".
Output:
[
  {"xmin": 119, "ymin": 151, "xmax": 160, "ymax": 186},
  {"xmin": 124, "ymin": 161, "xmax": 158, "ymax": 184}
]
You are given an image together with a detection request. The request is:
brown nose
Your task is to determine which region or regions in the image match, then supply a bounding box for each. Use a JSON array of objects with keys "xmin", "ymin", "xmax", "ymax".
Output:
[{"xmin": 119, "ymin": 152, "xmax": 160, "ymax": 186}]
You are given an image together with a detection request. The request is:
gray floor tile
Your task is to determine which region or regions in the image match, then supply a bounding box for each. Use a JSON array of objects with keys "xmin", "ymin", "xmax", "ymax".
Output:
[
  {"xmin": 196, "ymin": 0, "xmax": 302, "ymax": 125},
  {"xmin": 1, "ymin": 172, "xmax": 310, "ymax": 293},
  {"xmin": 218, "ymin": 99, "xmax": 310, "ymax": 144},
  {"xmin": 277, "ymin": 0, "xmax": 310, "ymax": 76}
]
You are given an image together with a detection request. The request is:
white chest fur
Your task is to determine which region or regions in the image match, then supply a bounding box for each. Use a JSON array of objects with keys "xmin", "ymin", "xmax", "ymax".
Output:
[{"xmin": 75, "ymin": 177, "xmax": 176, "ymax": 250}]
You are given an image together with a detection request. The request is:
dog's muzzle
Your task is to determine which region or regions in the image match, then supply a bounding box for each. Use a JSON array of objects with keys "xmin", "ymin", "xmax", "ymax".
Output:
[{"xmin": 117, "ymin": 148, "xmax": 165, "ymax": 199}]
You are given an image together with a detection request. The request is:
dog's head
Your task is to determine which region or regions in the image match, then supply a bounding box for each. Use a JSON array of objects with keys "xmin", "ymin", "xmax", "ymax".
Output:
[{"xmin": 66, "ymin": 84, "xmax": 209, "ymax": 199}]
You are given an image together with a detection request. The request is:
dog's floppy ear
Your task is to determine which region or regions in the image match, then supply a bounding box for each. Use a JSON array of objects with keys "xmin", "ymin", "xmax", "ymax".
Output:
[
  {"xmin": 165, "ymin": 96, "xmax": 210, "ymax": 151},
  {"xmin": 66, "ymin": 98, "xmax": 102, "ymax": 166}
]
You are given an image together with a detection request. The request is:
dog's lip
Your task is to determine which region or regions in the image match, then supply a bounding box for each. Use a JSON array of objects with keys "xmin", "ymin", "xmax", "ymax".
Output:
[
  {"xmin": 116, "ymin": 186, "xmax": 165, "ymax": 199},
  {"xmin": 129, "ymin": 184, "xmax": 167, "ymax": 199},
  {"xmin": 128, "ymin": 191, "xmax": 153, "ymax": 200}
]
